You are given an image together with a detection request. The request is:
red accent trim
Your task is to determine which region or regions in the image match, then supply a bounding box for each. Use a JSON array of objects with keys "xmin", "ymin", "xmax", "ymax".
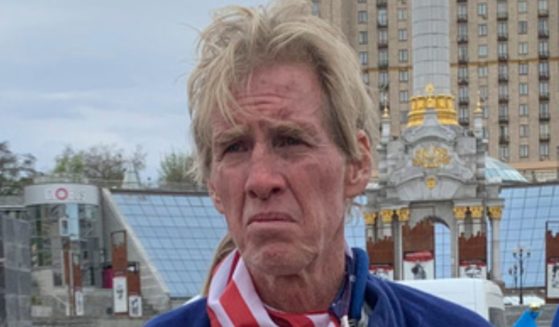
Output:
[
  {"xmin": 220, "ymin": 282, "xmax": 259, "ymax": 326},
  {"xmin": 404, "ymin": 251, "xmax": 433, "ymax": 262},
  {"xmin": 55, "ymin": 188, "xmax": 68, "ymax": 200}
]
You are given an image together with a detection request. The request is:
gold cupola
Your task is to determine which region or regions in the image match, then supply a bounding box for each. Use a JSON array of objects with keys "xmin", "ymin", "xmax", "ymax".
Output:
[{"xmin": 407, "ymin": 83, "xmax": 458, "ymax": 128}]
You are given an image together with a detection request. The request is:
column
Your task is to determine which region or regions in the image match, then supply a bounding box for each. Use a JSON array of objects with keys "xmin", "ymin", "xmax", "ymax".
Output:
[{"xmin": 488, "ymin": 206, "xmax": 503, "ymax": 281}]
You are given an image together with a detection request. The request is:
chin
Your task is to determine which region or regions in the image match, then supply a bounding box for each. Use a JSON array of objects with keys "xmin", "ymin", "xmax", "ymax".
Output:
[{"xmin": 244, "ymin": 243, "xmax": 312, "ymax": 276}]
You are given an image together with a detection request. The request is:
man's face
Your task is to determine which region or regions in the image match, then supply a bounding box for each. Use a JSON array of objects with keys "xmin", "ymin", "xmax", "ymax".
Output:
[{"xmin": 208, "ymin": 62, "xmax": 366, "ymax": 275}]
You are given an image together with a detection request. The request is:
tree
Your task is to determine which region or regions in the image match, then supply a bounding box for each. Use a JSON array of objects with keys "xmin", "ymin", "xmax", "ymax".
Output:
[
  {"xmin": 53, "ymin": 144, "xmax": 146, "ymax": 188},
  {"xmin": 158, "ymin": 151, "xmax": 198, "ymax": 189},
  {"xmin": 0, "ymin": 141, "xmax": 36, "ymax": 195}
]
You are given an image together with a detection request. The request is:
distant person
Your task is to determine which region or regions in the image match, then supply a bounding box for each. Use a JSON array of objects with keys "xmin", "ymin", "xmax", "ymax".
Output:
[
  {"xmin": 146, "ymin": 1, "xmax": 492, "ymax": 326},
  {"xmin": 552, "ymin": 305, "xmax": 558, "ymax": 327}
]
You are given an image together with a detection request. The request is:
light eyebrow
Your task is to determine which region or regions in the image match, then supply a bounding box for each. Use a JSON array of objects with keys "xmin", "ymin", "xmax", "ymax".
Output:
[
  {"xmin": 269, "ymin": 121, "xmax": 320, "ymax": 141},
  {"xmin": 212, "ymin": 125, "xmax": 249, "ymax": 148}
]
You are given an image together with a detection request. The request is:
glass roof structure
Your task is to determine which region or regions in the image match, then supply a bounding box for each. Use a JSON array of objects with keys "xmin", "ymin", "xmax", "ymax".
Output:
[
  {"xmin": 112, "ymin": 192, "xmax": 228, "ymax": 298},
  {"xmin": 111, "ymin": 191, "xmax": 369, "ymax": 298},
  {"xmin": 485, "ymin": 156, "xmax": 528, "ymax": 184},
  {"xmin": 434, "ymin": 182, "xmax": 559, "ymax": 288},
  {"xmin": 499, "ymin": 183, "xmax": 559, "ymax": 288}
]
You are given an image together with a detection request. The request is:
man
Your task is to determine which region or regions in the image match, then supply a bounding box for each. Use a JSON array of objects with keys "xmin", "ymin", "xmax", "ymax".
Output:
[{"xmin": 147, "ymin": 1, "xmax": 491, "ymax": 326}]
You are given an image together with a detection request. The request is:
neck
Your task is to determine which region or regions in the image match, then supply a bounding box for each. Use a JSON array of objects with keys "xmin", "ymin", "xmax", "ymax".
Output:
[{"xmin": 248, "ymin": 242, "xmax": 346, "ymax": 313}]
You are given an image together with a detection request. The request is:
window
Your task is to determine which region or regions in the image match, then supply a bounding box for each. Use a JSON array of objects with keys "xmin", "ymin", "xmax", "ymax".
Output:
[
  {"xmin": 398, "ymin": 49, "xmax": 408, "ymax": 63},
  {"xmin": 518, "ymin": 62, "xmax": 528, "ymax": 75},
  {"xmin": 399, "ymin": 70, "xmax": 409, "ymax": 82},
  {"xmin": 399, "ymin": 90, "xmax": 409, "ymax": 103},
  {"xmin": 538, "ymin": 0, "xmax": 548, "ymax": 11},
  {"xmin": 499, "ymin": 103, "xmax": 509, "ymax": 118},
  {"xmin": 539, "ymin": 81, "xmax": 549, "ymax": 97},
  {"xmin": 499, "ymin": 84, "xmax": 508, "ymax": 97},
  {"xmin": 378, "ymin": 8, "xmax": 387, "ymax": 26},
  {"xmin": 378, "ymin": 49, "xmax": 388, "ymax": 66},
  {"xmin": 378, "ymin": 71, "xmax": 389, "ymax": 87},
  {"xmin": 458, "ymin": 23, "xmax": 468, "ymax": 40},
  {"xmin": 458, "ymin": 66, "xmax": 468, "ymax": 80},
  {"xmin": 358, "ymin": 0, "xmax": 367, "ymax": 3},
  {"xmin": 358, "ymin": 31, "xmax": 368, "ymax": 44},
  {"xmin": 518, "ymin": 42, "xmax": 528, "ymax": 55},
  {"xmin": 458, "ymin": 45, "xmax": 468, "ymax": 61},
  {"xmin": 539, "ymin": 102, "xmax": 549, "ymax": 117},
  {"xmin": 359, "ymin": 52, "xmax": 368, "ymax": 65},
  {"xmin": 397, "ymin": 8, "xmax": 407, "ymax": 21},
  {"xmin": 358, "ymin": 10, "xmax": 368, "ymax": 24},
  {"xmin": 538, "ymin": 19, "xmax": 549, "ymax": 36},
  {"xmin": 519, "ymin": 104, "xmax": 528, "ymax": 116},
  {"xmin": 518, "ymin": 0, "xmax": 527, "ymax": 13},
  {"xmin": 499, "ymin": 145, "xmax": 509, "ymax": 160},
  {"xmin": 498, "ymin": 42, "xmax": 508, "ymax": 58},
  {"xmin": 540, "ymin": 122, "xmax": 550, "ymax": 138},
  {"xmin": 498, "ymin": 21, "xmax": 508, "ymax": 37},
  {"xmin": 398, "ymin": 29, "xmax": 408, "ymax": 41},
  {"xmin": 520, "ymin": 145, "xmax": 529, "ymax": 158},
  {"xmin": 498, "ymin": 63, "xmax": 508, "ymax": 77},
  {"xmin": 378, "ymin": 30, "xmax": 388, "ymax": 44},
  {"xmin": 459, "ymin": 107, "xmax": 469, "ymax": 121},
  {"xmin": 539, "ymin": 143, "xmax": 551, "ymax": 159},
  {"xmin": 458, "ymin": 4, "xmax": 468, "ymax": 19},
  {"xmin": 497, "ymin": 1, "xmax": 508, "ymax": 16},
  {"xmin": 478, "ymin": 65, "xmax": 488, "ymax": 77},
  {"xmin": 478, "ymin": 45, "xmax": 488, "ymax": 58},
  {"xmin": 519, "ymin": 83, "xmax": 528, "ymax": 96},
  {"xmin": 520, "ymin": 125, "xmax": 529, "ymax": 137},
  {"xmin": 478, "ymin": 24, "xmax": 488, "ymax": 36},
  {"xmin": 362, "ymin": 72, "xmax": 369, "ymax": 85},
  {"xmin": 479, "ymin": 86, "xmax": 488, "ymax": 100},
  {"xmin": 311, "ymin": 0, "xmax": 320, "ymax": 16},
  {"xmin": 539, "ymin": 61, "xmax": 549, "ymax": 77},
  {"xmin": 458, "ymin": 86, "xmax": 469, "ymax": 102},
  {"xmin": 539, "ymin": 40, "xmax": 549, "ymax": 56},
  {"xmin": 500, "ymin": 125, "xmax": 509, "ymax": 137},
  {"xmin": 518, "ymin": 21, "xmax": 528, "ymax": 34},
  {"xmin": 478, "ymin": 3, "xmax": 488, "ymax": 17}
]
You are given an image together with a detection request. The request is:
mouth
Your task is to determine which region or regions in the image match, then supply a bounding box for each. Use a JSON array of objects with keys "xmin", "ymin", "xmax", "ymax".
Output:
[{"xmin": 247, "ymin": 212, "xmax": 295, "ymax": 225}]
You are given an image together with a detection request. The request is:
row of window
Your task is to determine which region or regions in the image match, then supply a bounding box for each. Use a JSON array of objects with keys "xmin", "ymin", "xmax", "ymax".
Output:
[
  {"xmin": 459, "ymin": 19, "xmax": 549, "ymax": 38},
  {"xmin": 458, "ymin": 0, "xmax": 548, "ymax": 18},
  {"xmin": 457, "ymin": 40, "xmax": 550, "ymax": 61},
  {"xmin": 499, "ymin": 142, "xmax": 552, "ymax": 160}
]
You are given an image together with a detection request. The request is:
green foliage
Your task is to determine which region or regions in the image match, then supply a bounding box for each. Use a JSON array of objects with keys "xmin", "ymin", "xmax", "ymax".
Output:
[
  {"xmin": 53, "ymin": 144, "xmax": 146, "ymax": 187},
  {"xmin": 0, "ymin": 141, "xmax": 36, "ymax": 195},
  {"xmin": 158, "ymin": 151, "xmax": 197, "ymax": 188}
]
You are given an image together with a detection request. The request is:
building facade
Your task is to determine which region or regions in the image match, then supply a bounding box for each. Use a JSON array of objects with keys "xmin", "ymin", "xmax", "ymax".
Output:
[{"xmin": 311, "ymin": 0, "xmax": 558, "ymax": 181}]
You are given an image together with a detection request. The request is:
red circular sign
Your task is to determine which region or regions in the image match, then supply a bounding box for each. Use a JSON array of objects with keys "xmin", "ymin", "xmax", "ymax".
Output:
[{"xmin": 55, "ymin": 188, "xmax": 69, "ymax": 200}]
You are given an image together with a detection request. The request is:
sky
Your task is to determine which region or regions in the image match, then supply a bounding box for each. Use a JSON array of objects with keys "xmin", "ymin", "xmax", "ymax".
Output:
[{"xmin": 0, "ymin": 0, "xmax": 268, "ymax": 182}]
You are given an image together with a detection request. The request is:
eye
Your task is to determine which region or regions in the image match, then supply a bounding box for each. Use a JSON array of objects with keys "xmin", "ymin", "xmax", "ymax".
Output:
[
  {"xmin": 275, "ymin": 136, "xmax": 304, "ymax": 147},
  {"xmin": 224, "ymin": 142, "xmax": 246, "ymax": 154}
]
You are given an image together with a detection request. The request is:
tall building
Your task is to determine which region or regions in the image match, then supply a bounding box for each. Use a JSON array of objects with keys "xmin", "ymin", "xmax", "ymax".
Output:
[{"xmin": 311, "ymin": 0, "xmax": 558, "ymax": 181}]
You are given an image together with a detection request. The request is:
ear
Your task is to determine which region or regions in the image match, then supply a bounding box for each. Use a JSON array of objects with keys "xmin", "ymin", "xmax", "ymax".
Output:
[
  {"xmin": 344, "ymin": 130, "xmax": 372, "ymax": 198},
  {"xmin": 207, "ymin": 178, "xmax": 225, "ymax": 214}
]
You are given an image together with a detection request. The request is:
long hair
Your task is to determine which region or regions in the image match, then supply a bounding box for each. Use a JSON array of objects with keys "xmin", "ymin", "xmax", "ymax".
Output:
[{"xmin": 188, "ymin": 0, "xmax": 375, "ymax": 184}]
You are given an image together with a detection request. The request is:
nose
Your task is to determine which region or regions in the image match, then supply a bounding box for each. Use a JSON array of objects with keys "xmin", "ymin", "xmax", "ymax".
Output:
[{"xmin": 244, "ymin": 145, "xmax": 285, "ymax": 200}]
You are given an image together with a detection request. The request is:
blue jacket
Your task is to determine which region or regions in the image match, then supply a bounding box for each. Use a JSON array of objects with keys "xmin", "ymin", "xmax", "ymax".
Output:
[{"xmin": 146, "ymin": 248, "xmax": 491, "ymax": 326}]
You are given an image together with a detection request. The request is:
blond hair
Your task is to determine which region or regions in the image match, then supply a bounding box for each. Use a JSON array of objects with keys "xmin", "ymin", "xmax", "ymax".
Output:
[
  {"xmin": 188, "ymin": 0, "xmax": 375, "ymax": 184},
  {"xmin": 201, "ymin": 233, "xmax": 236, "ymax": 296}
]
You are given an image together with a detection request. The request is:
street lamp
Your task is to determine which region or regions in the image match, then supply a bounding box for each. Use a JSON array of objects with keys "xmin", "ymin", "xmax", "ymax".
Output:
[{"xmin": 508, "ymin": 246, "xmax": 530, "ymax": 305}]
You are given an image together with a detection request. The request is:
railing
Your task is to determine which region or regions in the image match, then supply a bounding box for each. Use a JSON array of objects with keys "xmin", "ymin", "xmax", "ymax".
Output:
[
  {"xmin": 499, "ymin": 115, "xmax": 509, "ymax": 123},
  {"xmin": 499, "ymin": 135, "xmax": 510, "ymax": 143},
  {"xmin": 539, "ymin": 111, "xmax": 550, "ymax": 120}
]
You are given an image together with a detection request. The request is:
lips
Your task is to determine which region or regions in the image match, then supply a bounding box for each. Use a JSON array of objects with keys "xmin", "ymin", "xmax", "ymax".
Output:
[{"xmin": 247, "ymin": 212, "xmax": 295, "ymax": 225}]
